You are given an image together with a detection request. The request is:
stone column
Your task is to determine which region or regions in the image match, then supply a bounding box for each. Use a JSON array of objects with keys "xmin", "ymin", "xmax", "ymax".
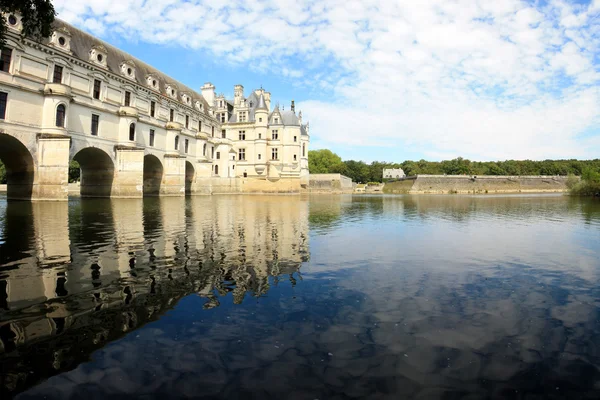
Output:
[
  {"xmin": 162, "ymin": 154, "xmax": 186, "ymax": 196},
  {"xmin": 33, "ymin": 135, "xmax": 70, "ymax": 201},
  {"xmin": 112, "ymin": 146, "xmax": 144, "ymax": 198}
]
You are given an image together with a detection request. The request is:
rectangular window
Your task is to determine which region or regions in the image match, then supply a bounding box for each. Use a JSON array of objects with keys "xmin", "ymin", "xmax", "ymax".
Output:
[
  {"xmin": 0, "ymin": 92, "xmax": 7, "ymax": 119},
  {"xmin": 221, "ymin": 129, "xmax": 226, "ymax": 138},
  {"xmin": 239, "ymin": 148, "xmax": 246, "ymax": 161},
  {"xmin": 294, "ymin": 136, "xmax": 297, "ymax": 142},
  {"xmin": 271, "ymin": 148, "xmax": 278, "ymax": 160},
  {"xmin": 258, "ymin": 154, "xmax": 261, "ymax": 160},
  {"xmin": 93, "ymin": 79, "xmax": 101, "ymax": 99},
  {"xmin": 216, "ymin": 151, "xmax": 220, "ymax": 160},
  {"xmin": 294, "ymin": 154, "xmax": 297, "ymax": 161},
  {"xmin": 243, "ymin": 172, "xmax": 248, "ymax": 178},
  {"xmin": 185, "ymin": 115, "xmax": 189, "ymax": 128},
  {"xmin": 258, "ymin": 133, "xmax": 262, "ymax": 139},
  {"xmin": 274, "ymin": 118, "xmax": 279, "ymax": 124},
  {"xmin": 53, "ymin": 65, "xmax": 63, "ymax": 84},
  {"xmin": 150, "ymin": 101, "xmax": 155, "ymax": 117},
  {"xmin": 149, "ymin": 129, "xmax": 155, "ymax": 147},
  {"xmin": 0, "ymin": 48, "xmax": 12, "ymax": 73},
  {"xmin": 211, "ymin": 126, "xmax": 214, "ymax": 137},
  {"xmin": 185, "ymin": 139, "xmax": 189, "ymax": 154},
  {"xmin": 91, "ymin": 114, "xmax": 99, "ymax": 136},
  {"xmin": 211, "ymin": 147, "xmax": 215, "ymax": 159},
  {"xmin": 259, "ymin": 118, "xmax": 262, "ymax": 122},
  {"xmin": 271, "ymin": 130, "xmax": 278, "ymax": 140},
  {"xmin": 124, "ymin": 91, "xmax": 131, "ymax": 106},
  {"xmin": 238, "ymin": 130, "xmax": 246, "ymax": 140},
  {"xmin": 221, "ymin": 113, "xmax": 225, "ymax": 123},
  {"xmin": 198, "ymin": 120, "xmax": 202, "ymax": 132},
  {"xmin": 170, "ymin": 109, "xmax": 174, "ymax": 122}
]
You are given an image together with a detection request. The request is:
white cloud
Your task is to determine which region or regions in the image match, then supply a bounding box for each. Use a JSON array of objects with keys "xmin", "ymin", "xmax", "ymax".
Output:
[{"xmin": 52, "ymin": 0, "xmax": 600, "ymax": 161}]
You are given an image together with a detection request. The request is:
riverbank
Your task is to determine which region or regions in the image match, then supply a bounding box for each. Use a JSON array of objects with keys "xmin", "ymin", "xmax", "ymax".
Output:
[{"xmin": 381, "ymin": 175, "xmax": 573, "ymax": 194}]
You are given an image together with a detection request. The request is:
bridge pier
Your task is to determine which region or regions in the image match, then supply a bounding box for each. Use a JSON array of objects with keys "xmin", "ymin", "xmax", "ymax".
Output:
[
  {"xmin": 112, "ymin": 146, "xmax": 145, "ymax": 198},
  {"xmin": 161, "ymin": 154, "xmax": 186, "ymax": 196},
  {"xmin": 33, "ymin": 136, "xmax": 71, "ymax": 201}
]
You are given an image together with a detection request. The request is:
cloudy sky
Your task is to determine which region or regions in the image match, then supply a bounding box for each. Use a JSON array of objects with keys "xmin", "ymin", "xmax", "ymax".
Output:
[{"xmin": 53, "ymin": 0, "xmax": 600, "ymax": 162}]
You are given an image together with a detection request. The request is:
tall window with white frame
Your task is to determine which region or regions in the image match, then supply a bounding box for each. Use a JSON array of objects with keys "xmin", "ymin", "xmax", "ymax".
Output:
[
  {"xmin": 221, "ymin": 130, "xmax": 226, "ymax": 138},
  {"xmin": 185, "ymin": 139, "xmax": 189, "ymax": 154},
  {"xmin": 91, "ymin": 114, "xmax": 99, "ymax": 136},
  {"xmin": 93, "ymin": 79, "xmax": 101, "ymax": 99},
  {"xmin": 0, "ymin": 92, "xmax": 7, "ymax": 119},
  {"xmin": 198, "ymin": 120, "xmax": 202, "ymax": 132},
  {"xmin": 239, "ymin": 148, "xmax": 245, "ymax": 161},
  {"xmin": 271, "ymin": 130, "xmax": 278, "ymax": 140},
  {"xmin": 303, "ymin": 143, "xmax": 306, "ymax": 157},
  {"xmin": 149, "ymin": 129, "xmax": 155, "ymax": 147},
  {"xmin": 124, "ymin": 91, "xmax": 131, "ymax": 106},
  {"xmin": 170, "ymin": 109, "xmax": 174, "ymax": 122},
  {"xmin": 271, "ymin": 148, "xmax": 278, "ymax": 160},
  {"xmin": 174, "ymin": 135, "xmax": 179, "ymax": 151},
  {"xmin": 0, "ymin": 48, "xmax": 12, "ymax": 73},
  {"xmin": 129, "ymin": 123, "xmax": 135, "ymax": 141},
  {"xmin": 53, "ymin": 65, "xmax": 63, "ymax": 84},
  {"xmin": 203, "ymin": 143, "xmax": 206, "ymax": 156},
  {"xmin": 56, "ymin": 104, "xmax": 66, "ymax": 127},
  {"xmin": 185, "ymin": 115, "xmax": 189, "ymax": 129},
  {"xmin": 150, "ymin": 101, "xmax": 156, "ymax": 117},
  {"xmin": 239, "ymin": 130, "xmax": 245, "ymax": 140},
  {"xmin": 216, "ymin": 151, "xmax": 220, "ymax": 160}
]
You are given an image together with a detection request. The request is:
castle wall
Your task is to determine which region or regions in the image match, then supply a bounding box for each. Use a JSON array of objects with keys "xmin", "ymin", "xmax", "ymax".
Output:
[
  {"xmin": 408, "ymin": 175, "xmax": 573, "ymax": 194},
  {"xmin": 308, "ymin": 174, "xmax": 354, "ymax": 193}
]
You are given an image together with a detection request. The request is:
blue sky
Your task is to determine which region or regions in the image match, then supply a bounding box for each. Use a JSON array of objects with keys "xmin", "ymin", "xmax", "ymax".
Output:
[{"xmin": 54, "ymin": 0, "xmax": 600, "ymax": 163}]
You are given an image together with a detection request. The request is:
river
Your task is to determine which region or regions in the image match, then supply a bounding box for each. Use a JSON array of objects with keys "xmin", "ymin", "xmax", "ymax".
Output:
[{"xmin": 1, "ymin": 194, "xmax": 600, "ymax": 399}]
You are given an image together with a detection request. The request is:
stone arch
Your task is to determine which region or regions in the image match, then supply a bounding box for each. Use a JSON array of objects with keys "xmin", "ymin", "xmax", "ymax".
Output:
[
  {"xmin": 0, "ymin": 133, "xmax": 35, "ymax": 200},
  {"xmin": 185, "ymin": 161, "xmax": 195, "ymax": 195},
  {"xmin": 143, "ymin": 154, "xmax": 163, "ymax": 196},
  {"xmin": 72, "ymin": 147, "xmax": 114, "ymax": 197}
]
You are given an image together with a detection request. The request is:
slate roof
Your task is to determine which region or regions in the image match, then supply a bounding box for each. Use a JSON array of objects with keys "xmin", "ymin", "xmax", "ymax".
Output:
[{"xmin": 49, "ymin": 19, "xmax": 211, "ymax": 113}]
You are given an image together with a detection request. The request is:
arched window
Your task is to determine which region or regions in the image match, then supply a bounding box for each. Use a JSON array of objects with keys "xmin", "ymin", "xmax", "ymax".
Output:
[
  {"xmin": 215, "ymin": 165, "xmax": 219, "ymax": 175},
  {"xmin": 175, "ymin": 135, "xmax": 179, "ymax": 150},
  {"xmin": 129, "ymin": 123, "xmax": 135, "ymax": 141},
  {"xmin": 56, "ymin": 104, "xmax": 66, "ymax": 127}
]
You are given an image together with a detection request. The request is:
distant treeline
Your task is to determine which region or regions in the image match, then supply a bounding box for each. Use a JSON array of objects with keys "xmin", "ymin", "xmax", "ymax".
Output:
[{"xmin": 308, "ymin": 149, "xmax": 600, "ymax": 184}]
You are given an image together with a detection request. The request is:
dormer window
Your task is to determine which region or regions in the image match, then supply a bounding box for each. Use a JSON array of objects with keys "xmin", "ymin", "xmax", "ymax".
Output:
[
  {"xmin": 49, "ymin": 27, "xmax": 72, "ymax": 52},
  {"xmin": 89, "ymin": 45, "xmax": 107, "ymax": 68},
  {"xmin": 166, "ymin": 84, "xmax": 177, "ymax": 99},
  {"xmin": 120, "ymin": 61, "xmax": 136, "ymax": 80},
  {"xmin": 146, "ymin": 74, "xmax": 159, "ymax": 91},
  {"xmin": 5, "ymin": 14, "xmax": 22, "ymax": 32}
]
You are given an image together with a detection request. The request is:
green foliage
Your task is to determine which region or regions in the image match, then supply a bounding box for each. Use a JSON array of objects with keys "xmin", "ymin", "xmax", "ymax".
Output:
[
  {"xmin": 309, "ymin": 149, "xmax": 600, "ymax": 185},
  {"xmin": 0, "ymin": 0, "xmax": 56, "ymax": 47},
  {"xmin": 69, "ymin": 160, "xmax": 80, "ymax": 183},
  {"xmin": 0, "ymin": 159, "xmax": 5, "ymax": 184},
  {"xmin": 571, "ymin": 167, "xmax": 600, "ymax": 197},
  {"xmin": 308, "ymin": 149, "xmax": 345, "ymax": 174}
]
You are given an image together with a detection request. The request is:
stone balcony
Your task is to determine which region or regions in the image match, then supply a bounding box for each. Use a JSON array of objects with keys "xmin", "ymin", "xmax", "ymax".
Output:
[
  {"xmin": 166, "ymin": 121, "xmax": 183, "ymax": 131},
  {"xmin": 118, "ymin": 106, "xmax": 139, "ymax": 119},
  {"xmin": 43, "ymin": 83, "xmax": 71, "ymax": 97}
]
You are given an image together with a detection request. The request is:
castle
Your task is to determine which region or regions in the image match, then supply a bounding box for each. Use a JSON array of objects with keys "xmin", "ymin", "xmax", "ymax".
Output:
[{"xmin": 0, "ymin": 14, "xmax": 309, "ymax": 200}]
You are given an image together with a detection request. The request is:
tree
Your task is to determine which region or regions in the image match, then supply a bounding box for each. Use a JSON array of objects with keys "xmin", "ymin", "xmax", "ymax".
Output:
[
  {"xmin": 308, "ymin": 149, "xmax": 345, "ymax": 174},
  {"xmin": 0, "ymin": 0, "xmax": 56, "ymax": 47},
  {"xmin": 0, "ymin": 159, "xmax": 5, "ymax": 183},
  {"xmin": 69, "ymin": 160, "xmax": 80, "ymax": 183}
]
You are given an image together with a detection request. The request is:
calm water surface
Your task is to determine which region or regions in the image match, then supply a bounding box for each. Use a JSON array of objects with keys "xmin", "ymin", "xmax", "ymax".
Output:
[{"xmin": 1, "ymin": 194, "xmax": 600, "ymax": 399}]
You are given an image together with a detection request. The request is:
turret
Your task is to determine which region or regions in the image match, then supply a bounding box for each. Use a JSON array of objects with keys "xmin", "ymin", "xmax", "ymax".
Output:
[
  {"xmin": 234, "ymin": 84, "xmax": 244, "ymax": 106},
  {"xmin": 201, "ymin": 82, "xmax": 215, "ymax": 108}
]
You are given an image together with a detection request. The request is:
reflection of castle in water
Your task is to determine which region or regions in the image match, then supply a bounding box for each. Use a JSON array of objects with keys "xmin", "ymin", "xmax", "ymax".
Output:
[{"xmin": 0, "ymin": 196, "xmax": 309, "ymax": 395}]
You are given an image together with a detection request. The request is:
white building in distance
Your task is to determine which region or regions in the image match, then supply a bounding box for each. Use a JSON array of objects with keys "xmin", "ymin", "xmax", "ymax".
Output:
[{"xmin": 383, "ymin": 168, "xmax": 406, "ymax": 179}]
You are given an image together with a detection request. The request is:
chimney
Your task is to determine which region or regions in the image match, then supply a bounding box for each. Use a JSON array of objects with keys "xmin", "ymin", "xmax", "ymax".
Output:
[{"xmin": 291, "ymin": 100, "xmax": 295, "ymax": 113}]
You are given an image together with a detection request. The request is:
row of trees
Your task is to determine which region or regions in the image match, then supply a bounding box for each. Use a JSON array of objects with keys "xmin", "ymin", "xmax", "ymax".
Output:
[{"xmin": 308, "ymin": 149, "xmax": 600, "ymax": 184}]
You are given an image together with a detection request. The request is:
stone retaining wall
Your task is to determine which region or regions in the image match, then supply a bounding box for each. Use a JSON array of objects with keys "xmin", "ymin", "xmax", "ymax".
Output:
[
  {"xmin": 409, "ymin": 175, "xmax": 573, "ymax": 194},
  {"xmin": 309, "ymin": 174, "xmax": 354, "ymax": 193}
]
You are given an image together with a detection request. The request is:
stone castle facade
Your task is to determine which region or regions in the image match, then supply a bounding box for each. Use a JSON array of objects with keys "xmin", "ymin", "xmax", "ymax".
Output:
[{"xmin": 0, "ymin": 14, "xmax": 309, "ymax": 200}]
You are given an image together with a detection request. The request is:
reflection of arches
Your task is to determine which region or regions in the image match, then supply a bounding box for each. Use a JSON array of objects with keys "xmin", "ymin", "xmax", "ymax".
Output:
[
  {"xmin": 185, "ymin": 161, "xmax": 195, "ymax": 195},
  {"xmin": 73, "ymin": 147, "xmax": 114, "ymax": 197},
  {"xmin": 143, "ymin": 154, "xmax": 163, "ymax": 196},
  {"xmin": 0, "ymin": 133, "xmax": 34, "ymax": 200}
]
